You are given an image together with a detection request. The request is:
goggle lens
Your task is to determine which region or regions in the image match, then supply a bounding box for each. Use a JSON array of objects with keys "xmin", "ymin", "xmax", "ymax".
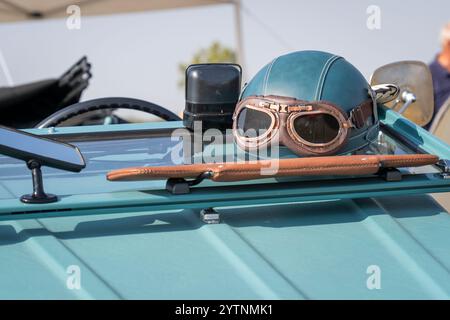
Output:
[
  {"xmin": 236, "ymin": 107, "xmax": 273, "ymax": 138},
  {"xmin": 293, "ymin": 113, "xmax": 340, "ymax": 144}
]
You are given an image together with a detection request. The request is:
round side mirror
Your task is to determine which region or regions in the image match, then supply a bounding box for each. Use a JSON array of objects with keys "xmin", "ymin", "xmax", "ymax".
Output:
[{"xmin": 370, "ymin": 61, "xmax": 434, "ymax": 127}]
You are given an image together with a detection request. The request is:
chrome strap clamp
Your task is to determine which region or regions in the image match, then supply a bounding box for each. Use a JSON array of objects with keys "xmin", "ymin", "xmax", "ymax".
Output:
[
  {"xmin": 165, "ymin": 171, "xmax": 213, "ymax": 194},
  {"xmin": 436, "ymin": 159, "xmax": 450, "ymax": 179},
  {"xmin": 200, "ymin": 208, "xmax": 221, "ymax": 224}
]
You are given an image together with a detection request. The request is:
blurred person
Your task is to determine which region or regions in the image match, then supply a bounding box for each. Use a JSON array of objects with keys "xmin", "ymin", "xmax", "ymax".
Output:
[{"xmin": 428, "ymin": 22, "xmax": 450, "ymax": 128}]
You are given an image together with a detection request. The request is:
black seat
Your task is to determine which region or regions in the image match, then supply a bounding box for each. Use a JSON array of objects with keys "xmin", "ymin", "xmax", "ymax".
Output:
[{"xmin": 0, "ymin": 57, "xmax": 91, "ymax": 128}]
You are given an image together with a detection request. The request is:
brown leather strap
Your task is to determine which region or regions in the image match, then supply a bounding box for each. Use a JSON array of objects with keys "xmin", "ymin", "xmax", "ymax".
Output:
[
  {"xmin": 107, "ymin": 154, "xmax": 438, "ymax": 183},
  {"xmin": 349, "ymin": 100, "xmax": 374, "ymax": 129}
]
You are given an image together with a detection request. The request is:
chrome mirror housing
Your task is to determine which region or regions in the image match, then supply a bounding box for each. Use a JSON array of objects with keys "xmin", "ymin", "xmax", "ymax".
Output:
[{"xmin": 370, "ymin": 61, "xmax": 434, "ymax": 127}]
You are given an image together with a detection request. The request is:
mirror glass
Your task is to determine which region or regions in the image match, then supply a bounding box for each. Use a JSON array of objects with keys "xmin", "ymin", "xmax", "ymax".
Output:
[
  {"xmin": 370, "ymin": 61, "xmax": 434, "ymax": 127},
  {"xmin": 0, "ymin": 126, "xmax": 85, "ymax": 171}
]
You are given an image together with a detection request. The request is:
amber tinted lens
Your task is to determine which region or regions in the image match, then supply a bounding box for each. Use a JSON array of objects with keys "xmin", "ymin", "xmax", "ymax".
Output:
[
  {"xmin": 236, "ymin": 107, "xmax": 273, "ymax": 138},
  {"xmin": 293, "ymin": 114, "xmax": 340, "ymax": 144}
]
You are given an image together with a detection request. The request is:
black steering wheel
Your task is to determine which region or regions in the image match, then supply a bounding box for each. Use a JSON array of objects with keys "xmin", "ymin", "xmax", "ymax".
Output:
[{"xmin": 36, "ymin": 97, "xmax": 181, "ymax": 128}]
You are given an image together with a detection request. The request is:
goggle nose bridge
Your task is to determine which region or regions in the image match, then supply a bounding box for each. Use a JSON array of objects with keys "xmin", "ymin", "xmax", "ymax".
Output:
[{"xmin": 257, "ymin": 101, "xmax": 314, "ymax": 113}]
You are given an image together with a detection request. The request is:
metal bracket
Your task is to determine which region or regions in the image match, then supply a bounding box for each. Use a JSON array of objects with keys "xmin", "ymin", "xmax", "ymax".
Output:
[
  {"xmin": 436, "ymin": 159, "xmax": 450, "ymax": 179},
  {"xmin": 20, "ymin": 160, "xmax": 58, "ymax": 204},
  {"xmin": 200, "ymin": 208, "xmax": 221, "ymax": 224},
  {"xmin": 378, "ymin": 168, "xmax": 402, "ymax": 182},
  {"xmin": 398, "ymin": 90, "xmax": 417, "ymax": 114},
  {"xmin": 165, "ymin": 171, "xmax": 213, "ymax": 195}
]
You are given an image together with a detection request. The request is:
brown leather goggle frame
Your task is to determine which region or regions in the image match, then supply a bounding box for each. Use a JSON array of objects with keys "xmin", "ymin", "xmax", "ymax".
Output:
[{"xmin": 233, "ymin": 95, "xmax": 374, "ymax": 156}]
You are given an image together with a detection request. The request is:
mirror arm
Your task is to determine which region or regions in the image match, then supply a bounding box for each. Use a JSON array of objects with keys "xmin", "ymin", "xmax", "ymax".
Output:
[
  {"xmin": 398, "ymin": 90, "xmax": 417, "ymax": 114},
  {"xmin": 20, "ymin": 160, "xmax": 57, "ymax": 204},
  {"xmin": 391, "ymin": 99, "xmax": 400, "ymax": 110}
]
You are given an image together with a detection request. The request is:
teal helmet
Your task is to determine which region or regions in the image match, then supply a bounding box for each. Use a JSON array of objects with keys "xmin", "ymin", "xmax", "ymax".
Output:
[{"xmin": 240, "ymin": 50, "xmax": 378, "ymax": 155}]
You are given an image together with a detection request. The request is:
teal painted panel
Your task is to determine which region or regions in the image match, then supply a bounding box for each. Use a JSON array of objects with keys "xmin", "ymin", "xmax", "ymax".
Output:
[
  {"xmin": 0, "ymin": 220, "xmax": 121, "ymax": 299},
  {"xmin": 1, "ymin": 195, "xmax": 450, "ymax": 299},
  {"xmin": 0, "ymin": 184, "xmax": 14, "ymax": 200}
]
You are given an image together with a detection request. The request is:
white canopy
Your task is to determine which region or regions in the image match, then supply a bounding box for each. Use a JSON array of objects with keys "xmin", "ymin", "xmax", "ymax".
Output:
[
  {"xmin": 0, "ymin": 0, "xmax": 245, "ymax": 77},
  {"xmin": 0, "ymin": 0, "xmax": 234, "ymax": 22}
]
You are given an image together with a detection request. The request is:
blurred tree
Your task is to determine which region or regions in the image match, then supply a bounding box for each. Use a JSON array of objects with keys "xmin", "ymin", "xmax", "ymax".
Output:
[{"xmin": 178, "ymin": 41, "xmax": 237, "ymax": 88}]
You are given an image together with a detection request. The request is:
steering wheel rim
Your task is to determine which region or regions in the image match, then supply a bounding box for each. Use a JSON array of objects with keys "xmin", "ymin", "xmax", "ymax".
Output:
[{"xmin": 36, "ymin": 97, "xmax": 181, "ymax": 128}]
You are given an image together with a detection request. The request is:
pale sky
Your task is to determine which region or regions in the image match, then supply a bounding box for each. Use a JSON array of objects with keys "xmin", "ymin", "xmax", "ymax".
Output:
[{"xmin": 0, "ymin": 0, "xmax": 449, "ymax": 115}]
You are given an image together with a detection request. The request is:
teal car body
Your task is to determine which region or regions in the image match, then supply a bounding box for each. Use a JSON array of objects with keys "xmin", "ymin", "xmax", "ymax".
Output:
[{"xmin": 1, "ymin": 106, "xmax": 450, "ymax": 299}]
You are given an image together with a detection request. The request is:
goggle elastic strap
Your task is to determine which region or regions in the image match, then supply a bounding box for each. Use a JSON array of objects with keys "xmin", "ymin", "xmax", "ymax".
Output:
[
  {"xmin": 348, "ymin": 100, "xmax": 374, "ymax": 129},
  {"xmin": 339, "ymin": 123, "xmax": 379, "ymax": 155}
]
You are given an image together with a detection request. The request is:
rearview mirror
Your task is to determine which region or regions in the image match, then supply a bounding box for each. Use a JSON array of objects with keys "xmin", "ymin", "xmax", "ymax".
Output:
[
  {"xmin": 0, "ymin": 126, "xmax": 85, "ymax": 172},
  {"xmin": 0, "ymin": 126, "xmax": 85, "ymax": 203},
  {"xmin": 370, "ymin": 61, "xmax": 434, "ymax": 127}
]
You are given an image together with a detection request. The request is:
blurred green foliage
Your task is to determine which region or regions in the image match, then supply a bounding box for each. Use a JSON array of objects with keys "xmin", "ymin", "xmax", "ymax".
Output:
[{"xmin": 178, "ymin": 41, "xmax": 237, "ymax": 88}]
